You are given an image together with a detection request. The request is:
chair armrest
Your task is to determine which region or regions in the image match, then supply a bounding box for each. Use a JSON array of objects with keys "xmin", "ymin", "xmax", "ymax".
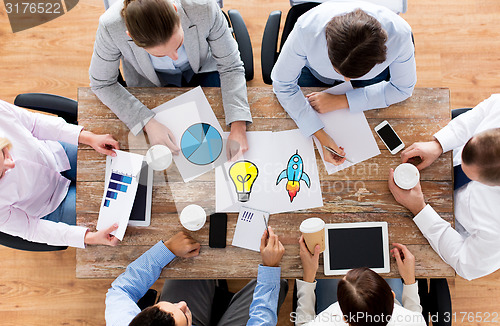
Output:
[
  {"xmin": 261, "ymin": 10, "xmax": 282, "ymax": 85},
  {"xmin": 0, "ymin": 231, "xmax": 67, "ymax": 252},
  {"xmin": 14, "ymin": 93, "xmax": 78, "ymax": 124},
  {"xmin": 228, "ymin": 10, "xmax": 254, "ymax": 81}
]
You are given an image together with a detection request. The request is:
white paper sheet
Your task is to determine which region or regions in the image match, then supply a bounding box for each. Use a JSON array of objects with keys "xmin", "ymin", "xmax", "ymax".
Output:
[
  {"xmin": 232, "ymin": 206, "xmax": 269, "ymax": 252},
  {"xmin": 216, "ymin": 131, "xmax": 273, "ymax": 212},
  {"xmin": 97, "ymin": 150, "xmax": 144, "ymax": 240},
  {"xmin": 216, "ymin": 130, "xmax": 323, "ymax": 214},
  {"xmin": 271, "ymin": 130, "xmax": 323, "ymax": 213},
  {"xmin": 152, "ymin": 87, "xmax": 227, "ymax": 182},
  {"xmin": 313, "ymin": 108, "xmax": 381, "ymax": 174}
]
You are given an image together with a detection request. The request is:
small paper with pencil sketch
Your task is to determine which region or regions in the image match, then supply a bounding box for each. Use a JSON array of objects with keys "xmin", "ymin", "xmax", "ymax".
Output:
[
  {"xmin": 152, "ymin": 86, "xmax": 226, "ymax": 182},
  {"xmin": 97, "ymin": 150, "xmax": 144, "ymax": 240},
  {"xmin": 313, "ymin": 108, "xmax": 380, "ymax": 174},
  {"xmin": 232, "ymin": 206, "xmax": 270, "ymax": 252}
]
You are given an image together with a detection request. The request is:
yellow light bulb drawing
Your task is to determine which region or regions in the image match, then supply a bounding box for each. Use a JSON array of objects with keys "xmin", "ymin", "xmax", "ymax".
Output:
[{"xmin": 229, "ymin": 160, "xmax": 259, "ymax": 202}]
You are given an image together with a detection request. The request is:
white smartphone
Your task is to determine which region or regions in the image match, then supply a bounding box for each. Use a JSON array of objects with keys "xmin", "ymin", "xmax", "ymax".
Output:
[{"xmin": 374, "ymin": 120, "xmax": 405, "ymax": 154}]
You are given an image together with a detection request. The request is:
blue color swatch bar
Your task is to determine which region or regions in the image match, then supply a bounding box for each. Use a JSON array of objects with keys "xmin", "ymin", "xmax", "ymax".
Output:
[
  {"xmin": 109, "ymin": 182, "xmax": 128, "ymax": 192},
  {"xmin": 111, "ymin": 172, "xmax": 132, "ymax": 184},
  {"xmin": 104, "ymin": 199, "xmax": 110, "ymax": 207},
  {"xmin": 106, "ymin": 191, "xmax": 118, "ymax": 199}
]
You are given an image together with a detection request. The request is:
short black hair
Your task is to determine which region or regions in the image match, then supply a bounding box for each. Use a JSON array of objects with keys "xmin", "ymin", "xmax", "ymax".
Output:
[
  {"xmin": 129, "ymin": 306, "xmax": 176, "ymax": 326},
  {"xmin": 325, "ymin": 9, "xmax": 387, "ymax": 79},
  {"xmin": 462, "ymin": 128, "xmax": 500, "ymax": 185}
]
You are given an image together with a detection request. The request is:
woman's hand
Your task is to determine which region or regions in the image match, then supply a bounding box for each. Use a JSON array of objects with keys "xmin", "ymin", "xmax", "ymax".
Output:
[
  {"xmin": 299, "ymin": 235, "xmax": 321, "ymax": 283},
  {"xmin": 391, "ymin": 243, "xmax": 416, "ymax": 285},
  {"xmin": 79, "ymin": 130, "xmax": 120, "ymax": 156},
  {"xmin": 84, "ymin": 224, "xmax": 120, "ymax": 246}
]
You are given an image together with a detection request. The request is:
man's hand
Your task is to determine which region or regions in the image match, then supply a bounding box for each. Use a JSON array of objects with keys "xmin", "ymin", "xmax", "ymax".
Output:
[
  {"xmin": 79, "ymin": 130, "xmax": 120, "ymax": 156},
  {"xmin": 388, "ymin": 168, "xmax": 426, "ymax": 215},
  {"xmin": 144, "ymin": 119, "xmax": 180, "ymax": 154},
  {"xmin": 260, "ymin": 227, "xmax": 285, "ymax": 267},
  {"xmin": 164, "ymin": 231, "xmax": 201, "ymax": 258},
  {"xmin": 299, "ymin": 235, "xmax": 320, "ymax": 283},
  {"xmin": 306, "ymin": 92, "xmax": 348, "ymax": 113},
  {"xmin": 391, "ymin": 243, "xmax": 416, "ymax": 285},
  {"xmin": 84, "ymin": 224, "xmax": 120, "ymax": 246},
  {"xmin": 314, "ymin": 129, "xmax": 346, "ymax": 165},
  {"xmin": 400, "ymin": 140, "xmax": 443, "ymax": 170},
  {"xmin": 226, "ymin": 121, "xmax": 248, "ymax": 161}
]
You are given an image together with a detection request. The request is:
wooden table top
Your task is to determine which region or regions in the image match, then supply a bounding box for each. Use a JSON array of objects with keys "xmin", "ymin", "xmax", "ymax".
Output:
[{"xmin": 76, "ymin": 87, "xmax": 454, "ymax": 279}]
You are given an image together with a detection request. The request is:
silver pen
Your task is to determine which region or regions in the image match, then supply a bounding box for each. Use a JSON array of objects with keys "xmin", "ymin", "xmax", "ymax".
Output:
[{"xmin": 323, "ymin": 145, "xmax": 354, "ymax": 164}]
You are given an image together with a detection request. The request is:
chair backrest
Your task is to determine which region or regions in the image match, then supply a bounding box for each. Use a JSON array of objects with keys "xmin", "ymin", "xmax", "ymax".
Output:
[{"xmin": 280, "ymin": 2, "xmax": 320, "ymax": 50}]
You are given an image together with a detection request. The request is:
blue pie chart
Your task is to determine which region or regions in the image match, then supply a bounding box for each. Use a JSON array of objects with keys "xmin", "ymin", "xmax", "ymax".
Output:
[{"xmin": 181, "ymin": 123, "xmax": 223, "ymax": 165}]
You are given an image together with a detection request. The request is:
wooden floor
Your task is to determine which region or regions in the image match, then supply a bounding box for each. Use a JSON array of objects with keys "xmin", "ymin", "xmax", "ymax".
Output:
[{"xmin": 1, "ymin": 0, "xmax": 500, "ymax": 325}]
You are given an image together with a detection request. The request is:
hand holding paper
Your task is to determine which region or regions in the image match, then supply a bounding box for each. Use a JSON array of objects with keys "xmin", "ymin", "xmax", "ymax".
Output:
[{"xmin": 84, "ymin": 224, "xmax": 120, "ymax": 246}]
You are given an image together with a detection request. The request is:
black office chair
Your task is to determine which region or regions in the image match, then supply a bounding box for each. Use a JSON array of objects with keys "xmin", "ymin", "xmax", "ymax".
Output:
[
  {"xmin": 261, "ymin": 3, "xmax": 319, "ymax": 84},
  {"xmin": 225, "ymin": 10, "xmax": 254, "ymax": 81},
  {"xmin": 0, "ymin": 93, "xmax": 78, "ymax": 252}
]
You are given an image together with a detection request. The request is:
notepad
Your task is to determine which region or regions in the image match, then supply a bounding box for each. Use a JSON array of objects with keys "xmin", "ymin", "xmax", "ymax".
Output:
[{"xmin": 231, "ymin": 206, "xmax": 270, "ymax": 252}]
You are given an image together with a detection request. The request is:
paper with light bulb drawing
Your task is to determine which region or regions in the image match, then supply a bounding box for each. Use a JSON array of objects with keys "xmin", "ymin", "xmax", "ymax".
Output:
[{"xmin": 215, "ymin": 130, "xmax": 323, "ymax": 214}]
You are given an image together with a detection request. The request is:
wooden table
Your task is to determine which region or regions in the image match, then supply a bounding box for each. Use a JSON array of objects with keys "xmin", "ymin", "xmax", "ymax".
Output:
[{"xmin": 76, "ymin": 87, "xmax": 454, "ymax": 279}]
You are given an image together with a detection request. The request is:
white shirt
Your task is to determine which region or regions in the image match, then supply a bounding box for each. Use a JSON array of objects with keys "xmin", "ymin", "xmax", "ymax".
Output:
[
  {"xmin": 0, "ymin": 100, "xmax": 88, "ymax": 248},
  {"xmin": 271, "ymin": 0, "xmax": 416, "ymax": 137},
  {"xmin": 294, "ymin": 279, "xmax": 425, "ymax": 326},
  {"xmin": 414, "ymin": 94, "xmax": 500, "ymax": 280}
]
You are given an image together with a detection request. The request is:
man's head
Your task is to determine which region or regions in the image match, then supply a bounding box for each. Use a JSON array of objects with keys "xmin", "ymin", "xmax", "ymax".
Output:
[
  {"xmin": 129, "ymin": 300, "xmax": 192, "ymax": 326},
  {"xmin": 462, "ymin": 128, "xmax": 500, "ymax": 186},
  {"xmin": 337, "ymin": 267, "xmax": 394, "ymax": 326},
  {"xmin": 0, "ymin": 137, "xmax": 14, "ymax": 179},
  {"xmin": 122, "ymin": 0, "xmax": 182, "ymax": 57},
  {"xmin": 325, "ymin": 9, "xmax": 387, "ymax": 79}
]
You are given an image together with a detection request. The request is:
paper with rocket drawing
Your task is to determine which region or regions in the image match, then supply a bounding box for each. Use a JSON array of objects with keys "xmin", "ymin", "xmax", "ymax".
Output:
[{"xmin": 216, "ymin": 129, "xmax": 322, "ymax": 214}]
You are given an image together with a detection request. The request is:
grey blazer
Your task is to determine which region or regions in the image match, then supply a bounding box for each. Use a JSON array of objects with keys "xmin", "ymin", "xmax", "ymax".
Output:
[{"xmin": 89, "ymin": 0, "xmax": 252, "ymax": 135}]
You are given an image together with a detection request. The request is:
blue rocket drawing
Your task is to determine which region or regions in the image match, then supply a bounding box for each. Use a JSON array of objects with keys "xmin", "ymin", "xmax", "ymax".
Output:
[{"xmin": 276, "ymin": 150, "xmax": 311, "ymax": 202}]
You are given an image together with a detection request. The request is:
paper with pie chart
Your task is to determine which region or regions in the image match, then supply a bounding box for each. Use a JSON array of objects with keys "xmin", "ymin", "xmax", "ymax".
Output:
[{"xmin": 153, "ymin": 87, "xmax": 227, "ymax": 182}]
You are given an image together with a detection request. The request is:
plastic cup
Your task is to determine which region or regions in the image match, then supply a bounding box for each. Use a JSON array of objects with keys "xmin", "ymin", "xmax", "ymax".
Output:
[
  {"xmin": 180, "ymin": 204, "xmax": 206, "ymax": 231},
  {"xmin": 300, "ymin": 217, "xmax": 326, "ymax": 254},
  {"xmin": 394, "ymin": 163, "xmax": 420, "ymax": 190},
  {"xmin": 145, "ymin": 145, "xmax": 172, "ymax": 171}
]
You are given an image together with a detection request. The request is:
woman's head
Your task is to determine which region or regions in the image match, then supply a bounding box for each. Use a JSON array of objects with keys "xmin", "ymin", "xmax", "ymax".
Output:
[
  {"xmin": 338, "ymin": 267, "xmax": 394, "ymax": 326},
  {"xmin": 0, "ymin": 137, "xmax": 14, "ymax": 179},
  {"xmin": 122, "ymin": 0, "xmax": 181, "ymax": 49}
]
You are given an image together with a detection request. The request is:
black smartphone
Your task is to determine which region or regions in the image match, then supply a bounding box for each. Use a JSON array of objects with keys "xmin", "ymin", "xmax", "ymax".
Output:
[{"xmin": 209, "ymin": 213, "xmax": 227, "ymax": 248}]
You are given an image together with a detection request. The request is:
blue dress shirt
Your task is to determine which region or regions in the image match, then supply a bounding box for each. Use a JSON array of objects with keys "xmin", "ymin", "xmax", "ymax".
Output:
[
  {"xmin": 105, "ymin": 241, "xmax": 281, "ymax": 326},
  {"xmin": 271, "ymin": 0, "xmax": 416, "ymax": 137}
]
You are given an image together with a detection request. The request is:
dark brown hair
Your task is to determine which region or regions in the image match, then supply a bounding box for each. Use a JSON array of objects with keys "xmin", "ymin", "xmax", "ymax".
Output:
[
  {"xmin": 122, "ymin": 0, "xmax": 180, "ymax": 48},
  {"xmin": 338, "ymin": 268, "xmax": 394, "ymax": 326},
  {"xmin": 462, "ymin": 128, "xmax": 500, "ymax": 185},
  {"xmin": 325, "ymin": 9, "xmax": 387, "ymax": 79},
  {"xmin": 129, "ymin": 305, "xmax": 176, "ymax": 326}
]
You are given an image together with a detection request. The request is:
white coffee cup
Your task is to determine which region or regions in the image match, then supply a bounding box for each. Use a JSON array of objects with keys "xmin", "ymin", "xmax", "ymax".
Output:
[
  {"xmin": 394, "ymin": 163, "xmax": 420, "ymax": 190},
  {"xmin": 145, "ymin": 145, "xmax": 172, "ymax": 171},
  {"xmin": 300, "ymin": 217, "xmax": 326, "ymax": 254},
  {"xmin": 180, "ymin": 204, "xmax": 206, "ymax": 231}
]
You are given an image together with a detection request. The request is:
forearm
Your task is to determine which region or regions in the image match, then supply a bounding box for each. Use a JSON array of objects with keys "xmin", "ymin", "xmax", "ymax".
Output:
[
  {"xmin": 401, "ymin": 283, "xmax": 422, "ymax": 313},
  {"xmin": 294, "ymin": 279, "xmax": 317, "ymax": 326},
  {"xmin": 247, "ymin": 265, "xmax": 281, "ymax": 326}
]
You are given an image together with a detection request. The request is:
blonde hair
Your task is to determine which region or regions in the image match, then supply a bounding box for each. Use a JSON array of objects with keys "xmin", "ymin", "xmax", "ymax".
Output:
[{"xmin": 0, "ymin": 137, "xmax": 12, "ymax": 152}]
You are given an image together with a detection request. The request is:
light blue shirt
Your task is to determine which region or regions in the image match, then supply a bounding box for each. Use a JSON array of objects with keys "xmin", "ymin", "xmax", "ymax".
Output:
[
  {"xmin": 271, "ymin": 0, "xmax": 416, "ymax": 137},
  {"xmin": 105, "ymin": 241, "xmax": 281, "ymax": 326},
  {"xmin": 149, "ymin": 45, "xmax": 194, "ymax": 86}
]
